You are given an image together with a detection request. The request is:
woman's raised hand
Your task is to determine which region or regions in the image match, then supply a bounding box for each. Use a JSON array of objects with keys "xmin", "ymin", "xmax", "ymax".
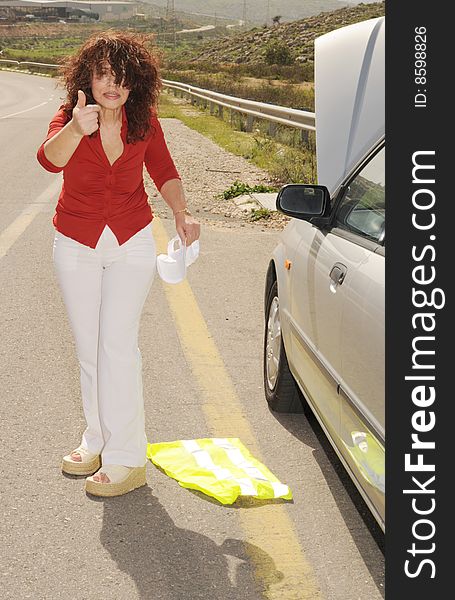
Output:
[{"xmin": 71, "ymin": 90, "xmax": 100, "ymax": 137}]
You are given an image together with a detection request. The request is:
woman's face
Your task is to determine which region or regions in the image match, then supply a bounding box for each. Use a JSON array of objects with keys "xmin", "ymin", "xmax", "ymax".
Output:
[{"xmin": 90, "ymin": 61, "xmax": 130, "ymax": 108}]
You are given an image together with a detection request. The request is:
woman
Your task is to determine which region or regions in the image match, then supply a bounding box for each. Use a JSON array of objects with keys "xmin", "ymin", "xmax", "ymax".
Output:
[{"xmin": 36, "ymin": 31, "xmax": 200, "ymax": 497}]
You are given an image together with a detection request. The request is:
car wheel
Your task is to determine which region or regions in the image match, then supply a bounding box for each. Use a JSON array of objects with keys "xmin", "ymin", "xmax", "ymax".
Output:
[{"xmin": 264, "ymin": 280, "xmax": 304, "ymax": 413}]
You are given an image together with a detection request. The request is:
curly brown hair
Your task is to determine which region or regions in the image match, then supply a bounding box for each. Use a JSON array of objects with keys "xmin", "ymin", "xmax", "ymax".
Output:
[{"xmin": 56, "ymin": 30, "xmax": 162, "ymax": 144}]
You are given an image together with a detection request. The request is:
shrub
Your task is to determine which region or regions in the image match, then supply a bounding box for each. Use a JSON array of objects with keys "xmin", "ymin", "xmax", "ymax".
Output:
[
  {"xmin": 221, "ymin": 180, "xmax": 277, "ymax": 200},
  {"xmin": 264, "ymin": 41, "xmax": 293, "ymax": 66}
]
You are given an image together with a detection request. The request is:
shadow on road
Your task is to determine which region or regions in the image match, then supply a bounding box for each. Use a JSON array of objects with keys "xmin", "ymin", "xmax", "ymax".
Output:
[
  {"xmin": 273, "ymin": 409, "xmax": 385, "ymax": 599},
  {"xmin": 92, "ymin": 487, "xmax": 278, "ymax": 599}
]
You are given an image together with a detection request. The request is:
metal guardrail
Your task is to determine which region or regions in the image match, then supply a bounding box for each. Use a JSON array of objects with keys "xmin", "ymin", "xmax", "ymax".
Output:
[
  {"xmin": 0, "ymin": 59, "xmax": 59, "ymax": 68},
  {"xmin": 162, "ymin": 79, "xmax": 315, "ymax": 132},
  {"xmin": 0, "ymin": 59, "xmax": 316, "ymax": 133}
]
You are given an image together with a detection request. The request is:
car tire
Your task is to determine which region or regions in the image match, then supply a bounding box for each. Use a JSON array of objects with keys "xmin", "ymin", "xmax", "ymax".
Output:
[{"xmin": 263, "ymin": 280, "xmax": 305, "ymax": 413}]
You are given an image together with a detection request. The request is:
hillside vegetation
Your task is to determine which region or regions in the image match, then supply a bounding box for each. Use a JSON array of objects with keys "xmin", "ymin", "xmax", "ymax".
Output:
[
  {"xmin": 179, "ymin": 1, "xmax": 385, "ymax": 65},
  {"xmin": 162, "ymin": 1, "xmax": 384, "ymax": 112},
  {"xmin": 147, "ymin": 0, "xmax": 350, "ymax": 24}
]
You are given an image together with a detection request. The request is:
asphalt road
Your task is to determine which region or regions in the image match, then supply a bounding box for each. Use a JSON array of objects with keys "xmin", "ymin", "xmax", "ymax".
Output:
[{"xmin": 0, "ymin": 70, "xmax": 384, "ymax": 600}]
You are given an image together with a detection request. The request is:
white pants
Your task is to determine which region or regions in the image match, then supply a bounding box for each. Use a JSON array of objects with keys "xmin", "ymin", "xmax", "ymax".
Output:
[{"xmin": 52, "ymin": 223, "xmax": 157, "ymax": 467}]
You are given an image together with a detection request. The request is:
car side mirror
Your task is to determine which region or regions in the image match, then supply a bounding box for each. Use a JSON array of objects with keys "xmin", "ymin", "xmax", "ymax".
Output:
[{"xmin": 276, "ymin": 184, "xmax": 331, "ymax": 227}]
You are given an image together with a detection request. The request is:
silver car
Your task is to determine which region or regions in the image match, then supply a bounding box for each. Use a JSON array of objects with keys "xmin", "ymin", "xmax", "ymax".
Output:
[{"xmin": 263, "ymin": 16, "xmax": 385, "ymax": 531}]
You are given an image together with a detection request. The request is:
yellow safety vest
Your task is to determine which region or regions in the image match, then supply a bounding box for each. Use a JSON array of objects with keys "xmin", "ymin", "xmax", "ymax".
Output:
[{"xmin": 146, "ymin": 437, "xmax": 293, "ymax": 504}]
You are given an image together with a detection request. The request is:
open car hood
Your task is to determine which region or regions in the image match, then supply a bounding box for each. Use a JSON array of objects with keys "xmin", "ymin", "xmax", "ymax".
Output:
[{"xmin": 314, "ymin": 16, "xmax": 385, "ymax": 196}]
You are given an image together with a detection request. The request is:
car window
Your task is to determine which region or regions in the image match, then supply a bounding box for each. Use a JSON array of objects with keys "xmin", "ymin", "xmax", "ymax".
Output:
[{"xmin": 335, "ymin": 147, "xmax": 385, "ymax": 244}]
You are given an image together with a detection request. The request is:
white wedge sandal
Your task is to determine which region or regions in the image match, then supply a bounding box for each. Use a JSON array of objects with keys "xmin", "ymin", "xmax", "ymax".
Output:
[
  {"xmin": 62, "ymin": 445, "xmax": 101, "ymax": 476},
  {"xmin": 85, "ymin": 464, "xmax": 147, "ymax": 497}
]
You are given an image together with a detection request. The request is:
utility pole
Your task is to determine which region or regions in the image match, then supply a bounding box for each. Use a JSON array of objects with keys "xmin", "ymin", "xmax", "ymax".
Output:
[
  {"xmin": 166, "ymin": 0, "xmax": 176, "ymax": 49},
  {"xmin": 267, "ymin": 0, "xmax": 271, "ymax": 26},
  {"xmin": 165, "ymin": 0, "xmax": 173, "ymax": 20},
  {"xmin": 242, "ymin": 0, "xmax": 247, "ymax": 26}
]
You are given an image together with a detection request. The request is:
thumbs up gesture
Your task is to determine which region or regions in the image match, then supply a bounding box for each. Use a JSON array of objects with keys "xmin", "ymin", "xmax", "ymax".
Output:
[{"xmin": 71, "ymin": 90, "xmax": 100, "ymax": 137}]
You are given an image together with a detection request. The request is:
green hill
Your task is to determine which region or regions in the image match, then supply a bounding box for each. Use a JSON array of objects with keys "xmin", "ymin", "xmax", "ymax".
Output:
[{"xmin": 183, "ymin": 1, "xmax": 385, "ymax": 65}]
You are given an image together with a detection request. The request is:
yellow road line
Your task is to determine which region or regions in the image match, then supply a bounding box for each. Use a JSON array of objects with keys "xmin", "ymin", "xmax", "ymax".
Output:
[{"xmin": 152, "ymin": 217, "xmax": 322, "ymax": 600}]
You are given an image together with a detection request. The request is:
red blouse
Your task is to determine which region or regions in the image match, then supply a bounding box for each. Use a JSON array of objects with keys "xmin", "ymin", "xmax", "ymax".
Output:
[{"xmin": 36, "ymin": 103, "xmax": 181, "ymax": 248}]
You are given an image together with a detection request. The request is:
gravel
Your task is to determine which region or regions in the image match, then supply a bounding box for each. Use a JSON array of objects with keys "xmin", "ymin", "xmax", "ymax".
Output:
[{"xmin": 143, "ymin": 117, "xmax": 290, "ymax": 231}]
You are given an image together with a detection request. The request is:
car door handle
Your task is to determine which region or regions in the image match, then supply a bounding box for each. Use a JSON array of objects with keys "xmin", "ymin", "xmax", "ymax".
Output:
[{"xmin": 329, "ymin": 262, "xmax": 347, "ymax": 293}]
